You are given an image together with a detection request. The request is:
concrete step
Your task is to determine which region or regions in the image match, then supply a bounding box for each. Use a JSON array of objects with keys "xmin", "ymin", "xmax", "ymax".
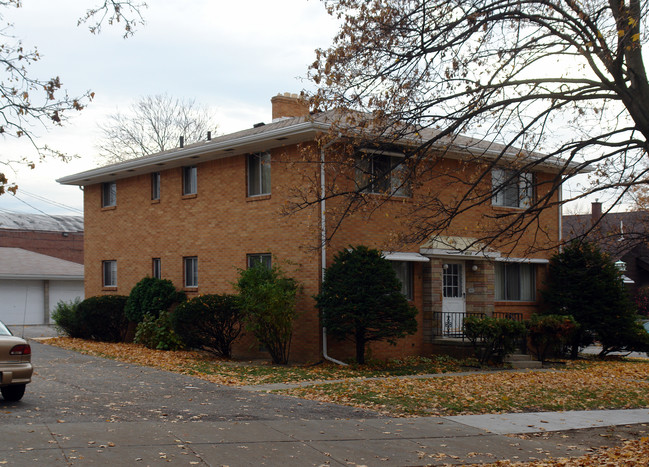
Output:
[{"xmin": 505, "ymin": 354, "xmax": 543, "ymax": 369}]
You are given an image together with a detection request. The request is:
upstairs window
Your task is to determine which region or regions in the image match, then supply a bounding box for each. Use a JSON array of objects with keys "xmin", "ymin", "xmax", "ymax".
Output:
[
  {"xmin": 492, "ymin": 168, "xmax": 533, "ymax": 208},
  {"xmin": 151, "ymin": 172, "xmax": 161, "ymax": 200},
  {"xmin": 183, "ymin": 166, "xmax": 197, "ymax": 195},
  {"xmin": 495, "ymin": 262, "xmax": 535, "ymax": 301},
  {"xmin": 356, "ymin": 151, "xmax": 410, "ymax": 197},
  {"xmin": 102, "ymin": 260, "xmax": 117, "ymax": 287},
  {"xmin": 184, "ymin": 256, "xmax": 198, "ymax": 288},
  {"xmin": 101, "ymin": 182, "xmax": 117, "ymax": 207},
  {"xmin": 152, "ymin": 258, "xmax": 161, "ymax": 279},
  {"xmin": 247, "ymin": 152, "xmax": 271, "ymax": 196},
  {"xmin": 247, "ymin": 253, "xmax": 272, "ymax": 269}
]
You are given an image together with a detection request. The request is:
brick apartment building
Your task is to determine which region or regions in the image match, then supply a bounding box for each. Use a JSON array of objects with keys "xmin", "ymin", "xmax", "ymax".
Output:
[{"xmin": 58, "ymin": 94, "xmax": 572, "ymax": 362}]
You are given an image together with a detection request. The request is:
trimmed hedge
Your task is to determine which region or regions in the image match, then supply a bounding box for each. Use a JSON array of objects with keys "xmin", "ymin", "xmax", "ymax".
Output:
[
  {"xmin": 125, "ymin": 277, "xmax": 186, "ymax": 323},
  {"xmin": 76, "ymin": 295, "xmax": 129, "ymax": 342},
  {"xmin": 464, "ymin": 315, "xmax": 526, "ymax": 365},
  {"xmin": 171, "ymin": 294, "xmax": 243, "ymax": 357}
]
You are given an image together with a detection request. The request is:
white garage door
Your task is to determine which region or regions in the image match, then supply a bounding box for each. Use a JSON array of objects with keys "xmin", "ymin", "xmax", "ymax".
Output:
[
  {"xmin": 49, "ymin": 280, "xmax": 84, "ymax": 319},
  {"xmin": 0, "ymin": 280, "xmax": 45, "ymax": 325}
]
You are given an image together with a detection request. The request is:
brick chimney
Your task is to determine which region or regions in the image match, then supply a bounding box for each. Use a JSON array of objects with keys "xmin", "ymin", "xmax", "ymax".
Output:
[
  {"xmin": 271, "ymin": 93, "xmax": 310, "ymax": 120},
  {"xmin": 591, "ymin": 200, "xmax": 602, "ymax": 226}
]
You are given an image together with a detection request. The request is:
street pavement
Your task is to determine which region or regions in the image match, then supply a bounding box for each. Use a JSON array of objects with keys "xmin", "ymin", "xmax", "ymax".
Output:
[{"xmin": 1, "ymin": 341, "xmax": 648, "ymax": 465}]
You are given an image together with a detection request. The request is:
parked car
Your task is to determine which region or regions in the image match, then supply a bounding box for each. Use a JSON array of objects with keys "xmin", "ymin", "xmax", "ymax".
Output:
[{"xmin": 0, "ymin": 320, "xmax": 33, "ymax": 401}]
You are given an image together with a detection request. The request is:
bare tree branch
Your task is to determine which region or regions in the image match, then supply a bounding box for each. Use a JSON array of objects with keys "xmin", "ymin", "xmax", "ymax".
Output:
[
  {"xmin": 289, "ymin": 0, "xmax": 649, "ymax": 254},
  {"xmin": 0, "ymin": 0, "xmax": 146, "ymax": 194},
  {"xmin": 96, "ymin": 94, "xmax": 218, "ymax": 163}
]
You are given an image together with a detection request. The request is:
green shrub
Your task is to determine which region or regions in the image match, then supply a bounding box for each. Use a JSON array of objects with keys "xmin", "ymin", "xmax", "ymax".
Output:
[
  {"xmin": 526, "ymin": 314, "xmax": 577, "ymax": 363},
  {"xmin": 134, "ymin": 311, "xmax": 184, "ymax": 350},
  {"xmin": 76, "ymin": 295, "xmax": 129, "ymax": 342},
  {"xmin": 125, "ymin": 277, "xmax": 186, "ymax": 323},
  {"xmin": 171, "ymin": 294, "xmax": 243, "ymax": 357},
  {"xmin": 315, "ymin": 245, "xmax": 418, "ymax": 364},
  {"xmin": 464, "ymin": 316, "xmax": 526, "ymax": 365},
  {"xmin": 235, "ymin": 263, "xmax": 300, "ymax": 364},
  {"xmin": 542, "ymin": 241, "xmax": 641, "ymax": 357},
  {"xmin": 51, "ymin": 298, "xmax": 85, "ymax": 338}
]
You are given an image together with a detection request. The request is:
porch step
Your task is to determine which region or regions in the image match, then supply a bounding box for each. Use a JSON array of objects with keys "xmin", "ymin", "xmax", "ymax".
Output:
[{"xmin": 505, "ymin": 354, "xmax": 543, "ymax": 369}]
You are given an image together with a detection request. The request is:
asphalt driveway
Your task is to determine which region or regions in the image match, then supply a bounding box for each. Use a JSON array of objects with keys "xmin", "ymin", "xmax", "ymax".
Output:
[{"xmin": 1, "ymin": 342, "xmax": 379, "ymax": 425}]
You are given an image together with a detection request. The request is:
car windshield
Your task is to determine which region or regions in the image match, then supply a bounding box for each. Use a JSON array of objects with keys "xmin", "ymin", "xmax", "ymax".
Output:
[{"xmin": 0, "ymin": 321, "xmax": 13, "ymax": 336}]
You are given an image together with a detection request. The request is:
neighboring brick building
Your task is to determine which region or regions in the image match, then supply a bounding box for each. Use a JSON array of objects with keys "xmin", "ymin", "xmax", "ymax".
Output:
[
  {"xmin": 0, "ymin": 212, "xmax": 84, "ymax": 325},
  {"xmin": 58, "ymin": 93, "xmax": 572, "ymax": 362},
  {"xmin": 0, "ymin": 211, "xmax": 84, "ymax": 264},
  {"xmin": 563, "ymin": 202, "xmax": 649, "ymax": 293}
]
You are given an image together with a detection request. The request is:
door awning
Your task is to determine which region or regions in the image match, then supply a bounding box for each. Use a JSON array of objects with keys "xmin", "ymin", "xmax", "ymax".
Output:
[{"xmin": 382, "ymin": 252, "xmax": 430, "ymax": 262}]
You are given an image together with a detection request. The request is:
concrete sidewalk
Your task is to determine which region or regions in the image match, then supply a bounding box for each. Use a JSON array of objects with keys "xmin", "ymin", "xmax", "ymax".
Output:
[
  {"xmin": 2, "ymin": 410, "xmax": 648, "ymax": 465},
  {"xmin": 7, "ymin": 324, "xmax": 60, "ymax": 338}
]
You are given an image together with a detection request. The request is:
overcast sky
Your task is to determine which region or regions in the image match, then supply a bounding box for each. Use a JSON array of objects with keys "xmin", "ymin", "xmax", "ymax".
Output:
[{"xmin": 0, "ymin": 0, "xmax": 338, "ymax": 215}]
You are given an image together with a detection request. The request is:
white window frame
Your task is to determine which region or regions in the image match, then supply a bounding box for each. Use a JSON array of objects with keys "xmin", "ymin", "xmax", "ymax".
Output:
[
  {"xmin": 183, "ymin": 166, "xmax": 197, "ymax": 195},
  {"xmin": 247, "ymin": 152, "xmax": 271, "ymax": 196},
  {"xmin": 495, "ymin": 262, "xmax": 536, "ymax": 301},
  {"xmin": 492, "ymin": 168, "xmax": 533, "ymax": 208},
  {"xmin": 356, "ymin": 150, "xmax": 411, "ymax": 197},
  {"xmin": 184, "ymin": 256, "xmax": 198, "ymax": 288},
  {"xmin": 102, "ymin": 260, "xmax": 117, "ymax": 287},
  {"xmin": 247, "ymin": 253, "xmax": 272, "ymax": 269},
  {"xmin": 152, "ymin": 258, "xmax": 161, "ymax": 279},
  {"xmin": 151, "ymin": 172, "xmax": 161, "ymax": 200},
  {"xmin": 101, "ymin": 182, "xmax": 117, "ymax": 207}
]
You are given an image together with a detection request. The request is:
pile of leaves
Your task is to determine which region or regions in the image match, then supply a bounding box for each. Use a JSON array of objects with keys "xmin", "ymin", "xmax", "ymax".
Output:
[
  {"xmin": 281, "ymin": 360, "xmax": 649, "ymax": 417},
  {"xmin": 486, "ymin": 437, "xmax": 649, "ymax": 466},
  {"xmin": 43, "ymin": 338, "xmax": 464, "ymax": 385}
]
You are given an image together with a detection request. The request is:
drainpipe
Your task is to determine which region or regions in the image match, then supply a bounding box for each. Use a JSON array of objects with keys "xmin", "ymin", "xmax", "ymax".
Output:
[
  {"xmin": 558, "ymin": 180, "xmax": 563, "ymax": 252},
  {"xmin": 320, "ymin": 138, "xmax": 347, "ymax": 366}
]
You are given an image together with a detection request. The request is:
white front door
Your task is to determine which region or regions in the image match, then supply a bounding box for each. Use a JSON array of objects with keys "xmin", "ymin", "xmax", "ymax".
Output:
[{"xmin": 441, "ymin": 262, "xmax": 466, "ymax": 336}]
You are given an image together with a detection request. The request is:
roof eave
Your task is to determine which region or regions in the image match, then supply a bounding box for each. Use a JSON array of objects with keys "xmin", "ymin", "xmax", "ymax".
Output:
[{"xmin": 57, "ymin": 121, "xmax": 329, "ymax": 186}]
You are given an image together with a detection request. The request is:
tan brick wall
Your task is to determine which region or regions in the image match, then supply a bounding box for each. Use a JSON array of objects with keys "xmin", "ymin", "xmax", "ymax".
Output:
[{"xmin": 83, "ymin": 142, "xmax": 560, "ymax": 362}]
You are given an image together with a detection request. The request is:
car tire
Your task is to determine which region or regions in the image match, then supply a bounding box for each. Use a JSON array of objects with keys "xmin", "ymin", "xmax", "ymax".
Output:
[{"xmin": 1, "ymin": 384, "xmax": 26, "ymax": 402}]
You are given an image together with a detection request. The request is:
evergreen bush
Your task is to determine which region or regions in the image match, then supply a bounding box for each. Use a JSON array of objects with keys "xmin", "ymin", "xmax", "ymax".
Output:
[
  {"xmin": 51, "ymin": 298, "xmax": 85, "ymax": 338},
  {"xmin": 315, "ymin": 245, "xmax": 418, "ymax": 364},
  {"xmin": 171, "ymin": 293, "xmax": 243, "ymax": 357},
  {"xmin": 125, "ymin": 277, "xmax": 186, "ymax": 323},
  {"xmin": 542, "ymin": 241, "xmax": 649, "ymax": 357},
  {"xmin": 76, "ymin": 295, "xmax": 129, "ymax": 342}
]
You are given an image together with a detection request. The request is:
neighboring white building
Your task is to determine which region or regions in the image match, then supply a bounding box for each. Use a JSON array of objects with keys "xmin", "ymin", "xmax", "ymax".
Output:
[{"xmin": 0, "ymin": 247, "xmax": 84, "ymax": 325}]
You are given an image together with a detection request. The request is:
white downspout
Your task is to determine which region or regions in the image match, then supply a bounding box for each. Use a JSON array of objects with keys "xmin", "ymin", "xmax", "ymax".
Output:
[
  {"xmin": 320, "ymin": 141, "xmax": 347, "ymax": 366},
  {"xmin": 558, "ymin": 180, "xmax": 563, "ymax": 252}
]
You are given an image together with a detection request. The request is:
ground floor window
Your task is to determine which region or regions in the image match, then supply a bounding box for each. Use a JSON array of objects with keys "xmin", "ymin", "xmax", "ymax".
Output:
[
  {"xmin": 391, "ymin": 261, "xmax": 413, "ymax": 300},
  {"xmin": 247, "ymin": 253, "xmax": 271, "ymax": 269},
  {"xmin": 184, "ymin": 256, "xmax": 198, "ymax": 288},
  {"xmin": 495, "ymin": 262, "xmax": 535, "ymax": 301},
  {"xmin": 102, "ymin": 260, "xmax": 117, "ymax": 287}
]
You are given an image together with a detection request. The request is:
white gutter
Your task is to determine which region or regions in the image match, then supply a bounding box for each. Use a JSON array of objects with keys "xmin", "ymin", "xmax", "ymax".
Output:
[
  {"xmin": 0, "ymin": 274, "xmax": 84, "ymax": 281},
  {"xmin": 57, "ymin": 121, "xmax": 330, "ymax": 186},
  {"xmin": 320, "ymin": 138, "xmax": 347, "ymax": 366}
]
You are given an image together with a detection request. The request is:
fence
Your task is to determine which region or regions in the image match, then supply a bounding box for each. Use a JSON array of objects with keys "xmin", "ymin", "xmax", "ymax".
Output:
[{"xmin": 432, "ymin": 311, "xmax": 524, "ymax": 339}]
